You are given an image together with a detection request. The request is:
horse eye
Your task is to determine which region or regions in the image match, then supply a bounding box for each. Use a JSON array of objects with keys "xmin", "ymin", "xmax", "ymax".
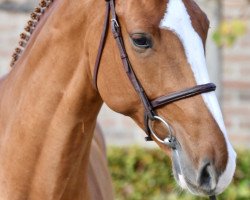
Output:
[{"xmin": 131, "ymin": 34, "xmax": 152, "ymax": 49}]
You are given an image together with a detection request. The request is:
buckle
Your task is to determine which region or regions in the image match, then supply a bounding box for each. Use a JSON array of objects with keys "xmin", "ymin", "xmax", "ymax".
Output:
[{"xmin": 111, "ymin": 18, "xmax": 119, "ymax": 28}]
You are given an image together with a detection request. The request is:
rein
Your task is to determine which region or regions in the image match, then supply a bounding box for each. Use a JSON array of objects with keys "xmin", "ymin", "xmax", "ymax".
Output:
[{"xmin": 93, "ymin": 1, "xmax": 217, "ymax": 199}]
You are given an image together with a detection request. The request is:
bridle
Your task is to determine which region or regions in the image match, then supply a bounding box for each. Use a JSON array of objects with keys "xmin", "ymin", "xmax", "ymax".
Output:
[
  {"xmin": 93, "ymin": 1, "xmax": 217, "ymax": 199},
  {"xmin": 93, "ymin": 0, "xmax": 216, "ymax": 148}
]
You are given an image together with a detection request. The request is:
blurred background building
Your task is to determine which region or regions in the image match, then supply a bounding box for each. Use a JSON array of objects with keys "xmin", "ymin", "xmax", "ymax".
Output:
[{"xmin": 0, "ymin": 0, "xmax": 249, "ymax": 147}]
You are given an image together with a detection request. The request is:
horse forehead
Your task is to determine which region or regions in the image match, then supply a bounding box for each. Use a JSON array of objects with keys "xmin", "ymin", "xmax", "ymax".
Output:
[
  {"xmin": 123, "ymin": 0, "xmax": 208, "ymax": 41},
  {"xmin": 124, "ymin": 0, "xmax": 167, "ymax": 27},
  {"xmin": 163, "ymin": 0, "xmax": 209, "ymax": 45}
]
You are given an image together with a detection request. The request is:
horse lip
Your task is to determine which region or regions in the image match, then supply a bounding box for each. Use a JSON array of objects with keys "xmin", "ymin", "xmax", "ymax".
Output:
[
  {"xmin": 185, "ymin": 176, "xmax": 217, "ymax": 196},
  {"xmin": 175, "ymin": 171, "xmax": 217, "ymax": 196}
]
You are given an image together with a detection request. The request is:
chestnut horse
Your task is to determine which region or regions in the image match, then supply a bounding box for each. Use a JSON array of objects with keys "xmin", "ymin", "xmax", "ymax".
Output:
[{"xmin": 0, "ymin": 0, "xmax": 236, "ymax": 199}]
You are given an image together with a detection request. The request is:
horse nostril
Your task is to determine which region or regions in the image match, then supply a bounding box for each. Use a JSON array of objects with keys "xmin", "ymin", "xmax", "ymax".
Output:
[{"xmin": 197, "ymin": 162, "xmax": 218, "ymax": 191}]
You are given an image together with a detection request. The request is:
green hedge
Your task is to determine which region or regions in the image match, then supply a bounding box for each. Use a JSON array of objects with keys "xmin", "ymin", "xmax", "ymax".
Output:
[{"xmin": 108, "ymin": 147, "xmax": 250, "ymax": 200}]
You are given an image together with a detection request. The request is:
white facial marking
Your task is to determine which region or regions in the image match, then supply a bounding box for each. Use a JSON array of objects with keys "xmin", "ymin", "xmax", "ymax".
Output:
[
  {"xmin": 160, "ymin": 0, "xmax": 236, "ymax": 194},
  {"xmin": 178, "ymin": 174, "xmax": 188, "ymax": 189},
  {"xmin": 175, "ymin": 150, "xmax": 188, "ymax": 189}
]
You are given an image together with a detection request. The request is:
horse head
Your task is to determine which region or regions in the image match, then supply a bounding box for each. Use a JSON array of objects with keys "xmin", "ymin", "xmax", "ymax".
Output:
[{"xmin": 91, "ymin": 0, "xmax": 236, "ymax": 196}]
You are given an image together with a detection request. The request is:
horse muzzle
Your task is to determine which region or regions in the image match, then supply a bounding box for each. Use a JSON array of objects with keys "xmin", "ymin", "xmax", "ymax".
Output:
[{"xmin": 171, "ymin": 146, "xmax": 220, "ymax": 196}]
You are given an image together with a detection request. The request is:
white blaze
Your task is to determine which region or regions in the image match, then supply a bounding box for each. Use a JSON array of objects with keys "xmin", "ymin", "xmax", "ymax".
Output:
[{"xmin": 160, "ymin": 0, "xmax": 236, "ymax": 194}]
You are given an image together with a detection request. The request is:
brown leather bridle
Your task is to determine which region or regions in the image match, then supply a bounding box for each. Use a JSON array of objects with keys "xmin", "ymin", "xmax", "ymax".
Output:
[
  {"xmin": 93, "ymin": 0, "xmax": 216, "ymax": 145},
  {"xmin": 93, "ymin": 1, "xmax": 218, "ymax": 198}
]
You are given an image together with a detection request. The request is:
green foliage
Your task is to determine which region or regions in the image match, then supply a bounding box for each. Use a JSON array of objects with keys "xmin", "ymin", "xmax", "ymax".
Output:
[
  {"xmin": 213, "ymin": 20, "xmax": 247, "ymax": 47},
  {"xmin": 108, "ymin": 147, "xmax": 250, "ymax": 200}
]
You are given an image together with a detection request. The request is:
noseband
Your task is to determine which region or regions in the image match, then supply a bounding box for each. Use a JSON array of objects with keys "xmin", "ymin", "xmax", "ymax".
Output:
[{"xmin": 93, "ymin": 1, "xmax": 217, "ymax": 199}]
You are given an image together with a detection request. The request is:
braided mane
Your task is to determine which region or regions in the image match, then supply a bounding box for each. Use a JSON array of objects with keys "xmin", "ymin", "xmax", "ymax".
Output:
[{"xmin": 10, "ymin": 0, "xmax": 54, "ymax": 67}]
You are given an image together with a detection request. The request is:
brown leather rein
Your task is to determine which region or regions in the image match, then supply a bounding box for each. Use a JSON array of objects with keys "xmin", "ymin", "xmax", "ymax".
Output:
[{"xmin": 93, "ymin": 1, "xmax": 218, "ymax": 199}]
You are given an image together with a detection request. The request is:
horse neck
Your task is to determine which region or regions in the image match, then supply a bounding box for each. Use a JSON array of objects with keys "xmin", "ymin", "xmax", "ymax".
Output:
[{"xmin": 0, "ymin": 0, "xmax": 104, "ymax": 199}]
